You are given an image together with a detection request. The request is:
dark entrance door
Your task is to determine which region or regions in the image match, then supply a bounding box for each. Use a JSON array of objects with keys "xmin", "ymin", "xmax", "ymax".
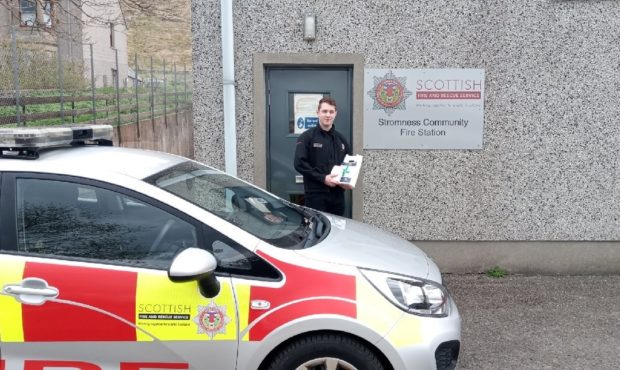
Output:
[{"xmin": 266, "ymin": 67, "xmax": 353, "ymax": 217}]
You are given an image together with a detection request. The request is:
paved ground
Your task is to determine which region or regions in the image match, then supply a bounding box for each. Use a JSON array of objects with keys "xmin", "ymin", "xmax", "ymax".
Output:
[{"xmin": 442, "ymin": 274, "xmax": 620, "ymax": 370}]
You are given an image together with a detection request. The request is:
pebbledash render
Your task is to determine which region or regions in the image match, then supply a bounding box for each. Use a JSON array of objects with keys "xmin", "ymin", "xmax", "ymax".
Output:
[{"xmin": 191, "ymin": 0, "xmax": 620, "ymax": 274}]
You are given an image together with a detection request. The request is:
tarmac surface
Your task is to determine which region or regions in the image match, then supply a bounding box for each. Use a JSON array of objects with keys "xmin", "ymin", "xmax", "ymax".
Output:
[{"xmin": 443, "ymin": 274, "xmax": 620, "ymax": 370}]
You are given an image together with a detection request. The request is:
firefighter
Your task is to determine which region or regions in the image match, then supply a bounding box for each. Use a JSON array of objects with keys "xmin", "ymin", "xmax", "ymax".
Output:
[{"xmin": 294, "ymin": 97, "xmax": 352, "ymax": 216}]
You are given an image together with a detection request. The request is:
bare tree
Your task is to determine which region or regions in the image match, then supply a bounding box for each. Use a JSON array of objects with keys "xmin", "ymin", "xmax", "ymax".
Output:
[
  {"xmin": 1, "ymin": 0, "xmax": 190, "ymax": 65},
  {"xmin": 1, "ymin": 0, "xmax": 182, "ymax": 34},
  {"xmin": 120, "ymin": 0, "xmax": 185, "ymax": 22}
]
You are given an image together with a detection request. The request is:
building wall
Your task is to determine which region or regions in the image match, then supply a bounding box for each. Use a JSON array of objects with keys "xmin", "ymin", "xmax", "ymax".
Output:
[
  {"xmin": 81, "ymin": 1, "xmax": 129, "ymax": 87},
  {"xmin": 54, "ymin": 0, "xmax": 84, "ymax": 63},
  {"xmin": 0, "ymin": 5, "xmax": 11, "ymax": 35},
  {"xmin": 0, "ymin": 0, "xmax": 126, "ymax": 87},
  {"xmin": 115, "ymin": 109, "xmax": 194, "ymax": 160},
  {"xmin": 191, "ymin": 1, "xmax": 619, "ymax": 245},
  {"xmin": 0, "ymin": 1, "xmax": 59, "ymax": 53}
]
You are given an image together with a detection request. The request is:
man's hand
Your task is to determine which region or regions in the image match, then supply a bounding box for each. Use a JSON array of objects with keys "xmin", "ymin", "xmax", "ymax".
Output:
[
  {"xmin": 324, "ymin": 173, "xmax": 340, "ymax": 187},
  {"xmin": 339, "ymin": 183, "xmax": 354, "ymax": 190}
]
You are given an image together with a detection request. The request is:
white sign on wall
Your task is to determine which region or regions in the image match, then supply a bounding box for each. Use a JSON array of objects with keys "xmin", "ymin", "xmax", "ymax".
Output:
[
  {"xmin": 293, "ymin": 93, "xmax": 322, "ymax": 134},
  {"xmin": 364, "ymin": 69, "xmax": 485, "ymax": 149}
]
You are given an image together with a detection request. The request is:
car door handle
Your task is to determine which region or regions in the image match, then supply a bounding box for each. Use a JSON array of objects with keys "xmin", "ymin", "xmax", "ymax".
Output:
[{"xmin": 2, "ymin": 277, "xmax": 59, "ymax": 305}]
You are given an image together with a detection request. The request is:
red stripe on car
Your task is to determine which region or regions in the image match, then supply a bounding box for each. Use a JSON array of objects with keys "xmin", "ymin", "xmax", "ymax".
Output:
[
  {"xmin": 22, "ymin": 262, "xmax": 138, "ymax": 341},
  {"xmin": 249, "ymin": 252, "xmax": 356, "ymax": 340}
]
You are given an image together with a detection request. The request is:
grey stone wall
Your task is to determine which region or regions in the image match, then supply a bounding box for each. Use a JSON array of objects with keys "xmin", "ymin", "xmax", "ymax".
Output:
[{"xmin": 192, "ymin": 0, "xmax": 620, "ymax": 241}]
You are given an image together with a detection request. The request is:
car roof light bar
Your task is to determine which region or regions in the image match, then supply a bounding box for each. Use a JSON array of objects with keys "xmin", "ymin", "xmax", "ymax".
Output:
[{"xmin": 0, "ymin": 125, "xmax": 113, "ymax": 159}]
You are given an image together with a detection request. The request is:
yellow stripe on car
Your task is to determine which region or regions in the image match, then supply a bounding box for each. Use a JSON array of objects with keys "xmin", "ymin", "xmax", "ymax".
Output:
[
  {"xmin": 234, "ymin": 283, "xmax": 251, "ymax": 342},
  {"xmin": 356, "ymin": 275, "xmax": 424, "ymax": 347},
  {"xmin": 0, "ymin": 258, "xmax": 25, "ymax": 342},
  {"xmin": 135, "ymin": 271, "xmax": 238, "ymax": 341}
]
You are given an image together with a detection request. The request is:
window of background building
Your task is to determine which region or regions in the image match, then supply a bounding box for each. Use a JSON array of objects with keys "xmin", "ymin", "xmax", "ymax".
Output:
[
  {"xmin": 111, "ymin": 68, "xmax": 118, "ymax": 88},
  {"xmin": 19, "ymin": 0, "xmax": 53, "ymax": 27},
  {"xmin": 110, "ymin": 23, "xmax": 115, "ymax": 47}
]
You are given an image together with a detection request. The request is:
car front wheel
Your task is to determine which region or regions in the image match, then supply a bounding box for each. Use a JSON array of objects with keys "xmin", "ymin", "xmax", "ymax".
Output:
[{"xmin": 265, "ymin": 333, "xmax": 388, "ymax": 370}]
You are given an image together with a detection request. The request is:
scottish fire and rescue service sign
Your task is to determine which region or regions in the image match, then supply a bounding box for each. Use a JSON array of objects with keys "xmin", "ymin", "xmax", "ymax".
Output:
[{"xmin": 364, "ymin": 69, "xmax": 485, "ymax": 149}]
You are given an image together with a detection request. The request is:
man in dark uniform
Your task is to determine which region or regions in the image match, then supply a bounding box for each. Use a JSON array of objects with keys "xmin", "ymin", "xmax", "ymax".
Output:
[{"xmin": 294, "ymin": 97, "xmax": 352, "ymax": 216}]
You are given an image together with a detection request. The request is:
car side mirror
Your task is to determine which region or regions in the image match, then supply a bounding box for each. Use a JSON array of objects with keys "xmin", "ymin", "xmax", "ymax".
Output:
[{"xmin": 168, "ymin": 247, "xmax": 221, "ymax": 298}]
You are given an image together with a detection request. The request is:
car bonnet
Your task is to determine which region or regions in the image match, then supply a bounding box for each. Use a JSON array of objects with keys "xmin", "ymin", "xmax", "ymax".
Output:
[{"xmin": 295, "ymin": 215, "xmax": 432, "ymax": 280}]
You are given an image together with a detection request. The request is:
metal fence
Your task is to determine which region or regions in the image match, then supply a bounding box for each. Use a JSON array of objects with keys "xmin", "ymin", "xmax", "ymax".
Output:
[{"xmin": 0, "ymin": 25, "xmax": 192, "ymax": 128}]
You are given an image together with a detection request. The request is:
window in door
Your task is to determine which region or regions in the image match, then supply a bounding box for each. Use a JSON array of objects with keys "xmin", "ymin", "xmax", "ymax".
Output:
[{"xmin": 203, "ymin": 231, "xmax": 280, "ymax": 280}]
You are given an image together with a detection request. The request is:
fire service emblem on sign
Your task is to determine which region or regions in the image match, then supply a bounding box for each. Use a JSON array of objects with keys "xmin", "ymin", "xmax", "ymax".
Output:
[
  {"xmin": 367, "ymin": 70, "xmax": 412, "ymax": 116},
  {"xmin": 194, "ymin": 301, "xmax": 231, "ymax": 339}
]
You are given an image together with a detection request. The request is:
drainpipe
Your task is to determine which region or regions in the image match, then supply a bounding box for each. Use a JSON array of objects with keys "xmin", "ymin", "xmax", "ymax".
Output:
[{"xmin": 221, "ymin": 0, "xmax": 237, "ymax": 176}]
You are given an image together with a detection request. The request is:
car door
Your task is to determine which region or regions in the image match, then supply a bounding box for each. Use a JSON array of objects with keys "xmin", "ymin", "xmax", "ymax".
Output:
[{"xmin": 0, "ymin": 174, "xmax": 239, "ymax": 370}]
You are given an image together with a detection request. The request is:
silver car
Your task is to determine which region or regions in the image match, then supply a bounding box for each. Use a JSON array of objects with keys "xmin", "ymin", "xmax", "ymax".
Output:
[{"xmin": 0, "ymin": 125, "xmax": 460, "ymax": 370}]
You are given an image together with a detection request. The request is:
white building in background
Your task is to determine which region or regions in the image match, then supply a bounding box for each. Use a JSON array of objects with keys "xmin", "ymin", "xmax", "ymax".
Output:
[
  {"xmin": 0, "ymin": 0, "xmax": 128, "ymax": 88},
  {"xmin": 80, "ymin": 0, "xmax": 128, "ymax": 87}
]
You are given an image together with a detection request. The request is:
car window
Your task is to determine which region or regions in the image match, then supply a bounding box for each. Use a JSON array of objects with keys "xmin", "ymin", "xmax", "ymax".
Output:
[
  {"xmin": 146, "ymin": 161, "xmax": 312, "ymax": 249},
  {"xmin": 15, "ymin": 178, "xmax": 197, "ymax": 269},
  {"xmin": 212, "ymin": 240, "xmax": 252, "ymax": 270},
  {"xmin": 203, "ymin": 232, "xmax": 280, "ymax": 280}
]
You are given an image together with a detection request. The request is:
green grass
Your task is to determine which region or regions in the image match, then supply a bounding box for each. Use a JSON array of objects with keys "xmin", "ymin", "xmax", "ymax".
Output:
[
  {"xmin": 1, "ymin": 86, "xmax": 191, "ymax": 127},
  {"xmin": 486, "ymin": 266, "xmax": 507, "ymax": 278}
]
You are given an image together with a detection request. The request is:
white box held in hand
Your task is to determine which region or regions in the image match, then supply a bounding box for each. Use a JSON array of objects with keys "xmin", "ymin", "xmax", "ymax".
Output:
[{"xmin": 331, "ymin": 154, "xmax": 363, "ymax": 188}]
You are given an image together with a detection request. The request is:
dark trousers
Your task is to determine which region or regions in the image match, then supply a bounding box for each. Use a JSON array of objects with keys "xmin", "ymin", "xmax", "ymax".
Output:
[{"xmin": 304, "ymin": 190, "xmax": 345, "ymax": 216}]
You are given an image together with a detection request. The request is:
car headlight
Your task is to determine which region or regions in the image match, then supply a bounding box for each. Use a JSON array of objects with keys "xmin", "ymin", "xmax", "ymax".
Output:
[{"xmin": 360, "ymin": 269, "xmax": 450, "ymax": 317}]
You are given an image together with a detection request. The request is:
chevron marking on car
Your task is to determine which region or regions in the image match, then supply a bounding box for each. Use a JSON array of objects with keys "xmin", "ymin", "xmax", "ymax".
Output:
[
  {"xmin": 356, "ymin": 272, "xmax": 425, "ymax": 346},
  {"xmin": 21, "ymin": 261, "xmax": 138, "ymax": 341},
  {"xmin": 246, "ymin": 251, "xmax": 357, "ymax": 341},
  {"xmin": 0, "ymin": 259, "xmax": 240, "ymax": 342},
  {"xmin": 135, "ymin": 270, "xmax": 237, "ymax": 341},
  {"xmin": 0, "ymin": 258, "xmax": 25, "ymax": 342}
]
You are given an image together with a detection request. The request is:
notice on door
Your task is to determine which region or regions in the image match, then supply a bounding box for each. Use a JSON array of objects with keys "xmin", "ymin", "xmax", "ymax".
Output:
[
  {"xmin": 294, "ymin": 93, "xmax": 323, "ymax": 135},
  {"xmin": 364, "ymin": 69, "xmax": 485, "ymax": 149}
]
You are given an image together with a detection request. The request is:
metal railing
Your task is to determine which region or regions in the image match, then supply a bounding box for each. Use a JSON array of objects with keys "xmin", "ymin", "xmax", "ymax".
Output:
[{"xmin": 0, "ymin": 25, "xmax": 192, "ymax": 128}]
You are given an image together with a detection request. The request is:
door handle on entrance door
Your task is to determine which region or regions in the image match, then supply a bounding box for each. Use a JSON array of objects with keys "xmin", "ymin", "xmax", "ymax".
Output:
[{"xmin": 2, "ymin": 277, "xmax": 59, "ymax": 305}]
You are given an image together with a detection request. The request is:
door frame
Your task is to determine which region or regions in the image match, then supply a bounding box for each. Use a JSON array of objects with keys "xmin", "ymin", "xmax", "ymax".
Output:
[{"xmin": 253, "ymin": 53, "xmax": 365, "ymax": 220}]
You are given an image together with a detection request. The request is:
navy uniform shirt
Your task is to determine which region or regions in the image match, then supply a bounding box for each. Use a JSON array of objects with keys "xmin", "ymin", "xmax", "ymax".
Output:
[{"xmin": 294, "ymin": 125, "xmax": 351, "ymax": 193}]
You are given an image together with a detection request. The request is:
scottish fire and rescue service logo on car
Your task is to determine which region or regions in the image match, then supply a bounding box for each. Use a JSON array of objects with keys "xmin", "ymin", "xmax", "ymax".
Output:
[
  {"xmin": 367, "ymin": 70, "xmax": 412, "ymax": 116},
  {"xmin": 194, "ymin": 301, "xmax": 231, "ymax": 339}
]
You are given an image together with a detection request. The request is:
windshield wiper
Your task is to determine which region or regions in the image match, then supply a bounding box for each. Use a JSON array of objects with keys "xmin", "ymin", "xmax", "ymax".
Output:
[
  {"xmin": 286, "ymin": 202, "xmax": 329, "ymax": 249},
  {"xmin": 302, "ymin": 213, "xmax": 327, "ymax": 249},
  {"xmin": 313, "ymin": 214, "xmax": 326, "ymax": 239}
]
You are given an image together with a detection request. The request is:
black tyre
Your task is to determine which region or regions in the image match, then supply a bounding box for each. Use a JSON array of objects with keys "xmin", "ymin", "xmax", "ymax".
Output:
[{"xmin": 265, "ymin": 333, "xmax": 388, "ymax": 370}]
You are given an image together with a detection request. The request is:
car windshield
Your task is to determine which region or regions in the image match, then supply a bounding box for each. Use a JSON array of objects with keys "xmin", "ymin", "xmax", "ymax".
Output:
[{"xmin": 146, "ymin": 161, "xmax": 325, "ymax": 248}]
